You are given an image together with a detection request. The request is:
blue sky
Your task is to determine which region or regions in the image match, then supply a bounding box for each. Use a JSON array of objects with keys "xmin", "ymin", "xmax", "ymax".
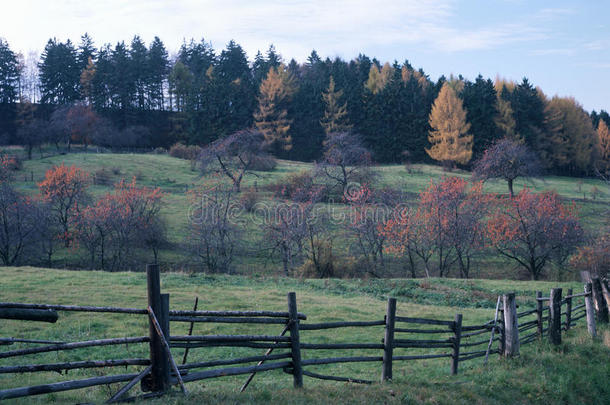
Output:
[{"xmin": 1, "ymin": 0, "xmax": 608, "ymax": 112}]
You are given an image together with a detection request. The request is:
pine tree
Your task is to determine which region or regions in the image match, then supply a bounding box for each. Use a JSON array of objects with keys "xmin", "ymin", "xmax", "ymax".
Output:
[
  {"xmin": 254, "ymin": 65, "xmax": 296, "ymax": 154},
  {"xmin": 130, "ymin": 36, "xmax": 148, "ymax": 109},
  {"xmin": 426, "ymin": 82, "xmax": 473, "ymax": 167},
  {"xmin": 461, "ymin": 75, "xmax": 499, "ymax": 158},
  {"xmin": 596, "ymin": 119, "xmax": 610, "ymax": 174},
  {"xmin": 147, "ymin": 37, "xmax": 168, "ymax": 110},
  {"xmin": 77, "ymin": 33, "xmax": 96, "ymax": 71},
  {"xmin": 320, "ymin": 76, "xmax": 351, "ymax": 135}
]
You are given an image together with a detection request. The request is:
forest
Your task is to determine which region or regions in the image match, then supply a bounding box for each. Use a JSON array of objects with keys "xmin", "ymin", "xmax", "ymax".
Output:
[{"xmin": 0, "ymin": 34, "xmax": 609, "ymax": 176}]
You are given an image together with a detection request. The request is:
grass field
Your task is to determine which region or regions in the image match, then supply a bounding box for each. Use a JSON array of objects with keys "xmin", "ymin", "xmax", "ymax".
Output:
[
  {"xmin": 6, "ymin": 148, "xmax": 608, "ymax": 279},
  {"xmin": 0, "ymin": 267, "xmax": 608, "ymax": 404}
]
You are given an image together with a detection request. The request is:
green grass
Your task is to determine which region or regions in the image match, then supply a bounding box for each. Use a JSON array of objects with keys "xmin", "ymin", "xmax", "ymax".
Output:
[
  {"xmin": 5, "ymin": 149, "xmax": 610, "ymax": 278},
  {"xmin": 0, "ymin": 267, "xmax": 608, "ymax": 404}
]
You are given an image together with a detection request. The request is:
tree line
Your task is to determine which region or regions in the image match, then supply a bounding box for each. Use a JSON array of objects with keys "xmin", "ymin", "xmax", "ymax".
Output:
[{"xmin": 0, "ymin": 35, "xmax": 609, "ymax": 175}]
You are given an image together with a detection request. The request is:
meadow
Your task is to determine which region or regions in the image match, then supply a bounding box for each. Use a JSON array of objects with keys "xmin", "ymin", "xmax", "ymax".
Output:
[
  {"xmin": 1, "ymin": 266, "xmax": 609, "ymax": 404},
  {"xmin": 7, "ymin": 148, "xmax": 610, "ymax": 280}
]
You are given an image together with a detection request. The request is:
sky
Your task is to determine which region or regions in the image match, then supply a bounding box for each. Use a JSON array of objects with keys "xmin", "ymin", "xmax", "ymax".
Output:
[{"xmin": 1, "ymin": 0, "xmax": 609, "ymax": 112}]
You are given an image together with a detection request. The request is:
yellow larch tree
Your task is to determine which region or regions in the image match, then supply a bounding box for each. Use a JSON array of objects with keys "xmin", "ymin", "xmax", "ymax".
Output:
[
  {"xmin": 320, "ymin": 76, "xmax": 352, "ymax": 136},
  {"xmin": 254, "ymin": 65, "xmax": 296, "ymax": 153},
  {"xmin": 426, "ymin": 82, "xmax": 473, "ymax": 167},
  {"xmin": 597, "ymin": 119, "xmax": 610, "ymax": 174}
]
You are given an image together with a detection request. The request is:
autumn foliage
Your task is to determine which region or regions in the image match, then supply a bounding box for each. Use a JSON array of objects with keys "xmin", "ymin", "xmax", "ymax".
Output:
[
  {"xmin": 38, "ymin": 163, "xmax": 90, "ymax": 244},
  {"xmin": 487, "ymin": 189, "xmax": 583, "ymax": 280}
]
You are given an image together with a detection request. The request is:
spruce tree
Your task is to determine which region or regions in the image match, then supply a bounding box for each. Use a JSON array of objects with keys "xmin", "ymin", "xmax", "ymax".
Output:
[{"xmin": 0, "ymin": 39, "xmax": 19, "ymax": 103}]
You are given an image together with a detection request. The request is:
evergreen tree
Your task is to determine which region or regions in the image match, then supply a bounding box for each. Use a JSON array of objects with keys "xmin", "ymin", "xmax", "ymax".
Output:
[
  {"xmin": 426, "ymin": 82, "xmax": 473, "ymax": 166},
  {"xmin": 510, "ymin": 78, "xmax": 545, "ymax": 147},
  {"xmin": 77, "ymin": 33, "xmax": 96, "ymax": 71},
  {"xmin": 90, "ymin": 44, "xmax": 112, "ymax": 109},
  {"xmin": 130, "ymin": 36, "xmax": 148, "ymax": 109},
  {"xmin": 147, "ymin": 37, "xmax": 168, "ymax": 110},
  {"xmin": 320, "ymin": 76, "xmax": 351, "ymax": 135},
  {"xmin": 109, "ymin": 41, "xmax": 134, "ymax": 110},
  {"xmin": 461, "ymin": 75, "xmax": 499, "ymax": 159},
  {"xmin": 39, "ymin": 39, "xmax": 81, "ymax": 104},
  {"xmin": 0, "ymin": 39, "xmax": 19, "ymax": 103},
  {"xmin": 254, "ymin": 65, "xmax": 296, "ymax": 154}
]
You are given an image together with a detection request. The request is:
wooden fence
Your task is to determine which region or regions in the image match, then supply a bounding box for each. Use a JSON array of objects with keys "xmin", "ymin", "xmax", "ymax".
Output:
[{"xmin": 0, "ymin": 264, "xmax": 608, "ymax": 402}]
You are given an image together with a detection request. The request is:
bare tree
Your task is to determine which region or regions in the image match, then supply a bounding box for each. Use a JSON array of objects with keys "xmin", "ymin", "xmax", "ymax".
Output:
[
  {"xmin": 472, "ymin": 138, "xmax": 540, "ymax": 197},
  {"xmin": 199, "ymin": 129, "xmax": 273, "ymax": 192},
  {"xmin": 185, "ymin": 186, "xmax": 238, "ymax": 273},
  {"xmin": 316, "ymin": 132, "xmax": 373, "ymax": 196},
  {"xmin": 0, "ymin": 183, "xmax": 39, "ymax": 265}
]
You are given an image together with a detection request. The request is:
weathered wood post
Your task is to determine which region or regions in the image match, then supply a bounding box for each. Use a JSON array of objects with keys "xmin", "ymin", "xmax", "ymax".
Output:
[
  {"xmin": 602, "ymin": 279, "xmax": 610, "ymax": 314},
  {"xmin": 287, "ymin": 292, "xmax": 303, "ymax": 388},
  {"xmin": 451, "ymin": 313, "xmax": 463, "ymax": 375},
  {"xmin": 591, "ymin": 277, "xmax": 609, "ymax": 323},
  {"xmin": 144, "ymin": 264, "xmax": 170, "ymax": 392},
  {"xmin": 584, "ymin": 282, "xmax": 597, "ymax": 338},
  {"xmin": 498, "ymin": 305, "xmax": 505, "ymax": 355},
  {"xmin": 536, "ymin": 291, "xmax": 544, "ymax": 338},
  {"xmin": 502, "ymin": 293, "xmax": 519, "ymax": 357},
  {"xmin": 548, "ymin": 288, "xmax": 562, "ymax": 345},
  {"xmin": 381, "ymin": 297, "xmax": 396, "ymax": 382},
  {"xmin": 565, "ymin": 288, "xmax": 573, "ymax": 331}
]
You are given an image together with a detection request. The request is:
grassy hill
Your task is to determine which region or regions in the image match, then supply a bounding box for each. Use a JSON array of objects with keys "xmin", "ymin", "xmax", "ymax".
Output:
[
  {"xmin": 0, "ymin": 267, "xmax": 608, "ymax": 404},
  {"xmin": 6, "ymin": 149, "xmax": 609, "ymax": 279}
]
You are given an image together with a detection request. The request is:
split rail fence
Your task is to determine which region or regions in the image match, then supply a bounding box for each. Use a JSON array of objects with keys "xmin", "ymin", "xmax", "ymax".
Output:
[{"xmin": 0, "ymin": 264, "xmax": 608, "ymax": 402}]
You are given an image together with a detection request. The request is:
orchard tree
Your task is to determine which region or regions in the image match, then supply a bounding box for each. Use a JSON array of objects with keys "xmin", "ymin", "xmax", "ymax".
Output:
[
  {"xmin": 199, "ymin": 129, "xmax": 272, "ymax": 192},
  {"xmin": 472, "ymin": 138, "xmax": 540, "ymax": 196},
  {"xmin": 316, "ymin": 132, "xmax": 372, "ymax": 196},
  {"xmin": 185, "ymin": 185, "xmax": 238, "ymax": 273},
  {"xmin": 254, "ymin": 65, "xmax": 296, "ymax": 154},
  {"xmin": 426, "ymin": 82, "xmax": 473, "ymax": 167},
  {"xmin": 487, "ymin": 189, "xmax": 583, "ymax": 280},
  {"xmin": 0, "ymin": 183, "xmax": 40, "ymax": 265},
  {"xmin": 38, "ymin": 164, "xmax": 90, "ymax": 245}
]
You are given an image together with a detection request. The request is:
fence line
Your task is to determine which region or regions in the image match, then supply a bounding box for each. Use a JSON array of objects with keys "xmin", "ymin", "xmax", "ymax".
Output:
[{"xmin": 0, "ymin": 264, "xmax": 607, "ymax": 402}]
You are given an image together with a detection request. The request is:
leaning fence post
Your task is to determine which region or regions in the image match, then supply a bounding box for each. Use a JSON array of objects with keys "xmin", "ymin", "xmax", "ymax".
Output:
[
  {"xmin": 502, "ymin": 293, "xmax": 519, "ymax": 357},
  {"xmin": 591, "ymin": 277, "xmax": 609, "ymax": 323},
  {"xmin": 287, "ymin": 292, "xmax": 303, "ymax": 388},
  {"xmin": 584, "ymin": 283, "xmax": 597, "ymax": 338},
  {"xmin": 144, "ymin": 264, "xmax": 170, "ymax": 392},
  {"xmin": 381, "ymin": 297, "xmax": 396, "ymax": 382},
  {"xmin": 451, "ymin": 313, "xmax": 462, "ymax": 375},
  {"xmin": 565, "ymin": 288, "xmax": 573, "ymax": 331},
  {"xmin": 548, "ymin": 288, "xmax": 562, "ymax": 345},
  {"xmin": 536, "ymin": 291, "xmax": 543, "ymax": 338}
]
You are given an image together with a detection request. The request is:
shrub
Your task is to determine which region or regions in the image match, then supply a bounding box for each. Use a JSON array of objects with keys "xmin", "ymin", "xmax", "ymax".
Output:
[
  {"xmin": 239, "ymin": 190, "xmax": 259, "ymax": 213},
  {"xmin": 169, "ymin": 142, "xmax": 202, "ymax": 161},
  {"xmin": 93, "ymin": 168, "xmax": 112, "ymax": 186},
  {"xmin": 274, "ymin": 170, "xmax": 319, "ymax": 202},
  {"xmin": 296, "ymin": 240, "xmax": 335, "ymax": 278}
]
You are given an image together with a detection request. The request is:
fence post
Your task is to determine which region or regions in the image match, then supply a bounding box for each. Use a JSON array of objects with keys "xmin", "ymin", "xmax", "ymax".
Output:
[
  {"xmin": 451, "ymin": 313, "xmax": 462, "ymax": 375},
  {"xmin": 565, "ymin": 288, "xmax": 573, "ymax": 331},
  {"xmin": 381, "ymin": 298, "xmax": 396, "ymax": 382},
  {"xmin": 548, "ymin": 288, "xmax": 562, "ymax": 345},
  {"xmin": 536, "ymin": 291, "xmax": 543, "ymax": 338},
  {"xmin": 591, "ymin": 277, "xmax": 609, "ymax": 323},
  {"xmin": 602, "ymin": 279, "xmax": 610, "ymax": 314},
  {"xmin": 144, "ymin": 264, "xmax": 170, "ymax": 392},
  {"xmin": 287, "ymin": 292, "xmax": 303, "ymax": 388},
  {"xmin": 584, "ymin": 283, "xmax": 597, "ymax": 338},
  {"xmin": 502, "ymin": 293, "xmax": 519, "ymax": 357}
]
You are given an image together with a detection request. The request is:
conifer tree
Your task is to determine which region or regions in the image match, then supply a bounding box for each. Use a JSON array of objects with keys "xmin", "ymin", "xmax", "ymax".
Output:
[
  {"xmin": 320, "ymin": 76, "xmax": 351, "ymax": 135},
  {"xmin": 426, "ymin": 82, "xmax": 473, "ymax": 167},
  {"xmin": 0, "ymin": 39, "xmax": 19, "ymax": 103},
  {"xmin": 254, "ymin": 65, "xmax": 296, "ymax": 153}
]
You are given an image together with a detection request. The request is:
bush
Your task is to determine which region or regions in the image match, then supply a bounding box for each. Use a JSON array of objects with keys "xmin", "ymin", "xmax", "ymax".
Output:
[
  {"xmin": 296, "ymin": 240, "xmax": 335, "ymax": 278},
  {"xmin": 169, "ymin": 143, "xmax": 202, "ymax": 161},
  {"xmin": 239, "ymin": 190, "xmax": 259, "ymax": 213},
  {"xmin": 274, "ymin": 170, "xmax": 320, "ymax": 201}
]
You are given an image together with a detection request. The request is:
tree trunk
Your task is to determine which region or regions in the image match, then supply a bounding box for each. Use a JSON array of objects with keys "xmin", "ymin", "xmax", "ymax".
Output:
[{"xmin": 508, "ymin": 178, "xmax": 514, "ymax": 197}]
